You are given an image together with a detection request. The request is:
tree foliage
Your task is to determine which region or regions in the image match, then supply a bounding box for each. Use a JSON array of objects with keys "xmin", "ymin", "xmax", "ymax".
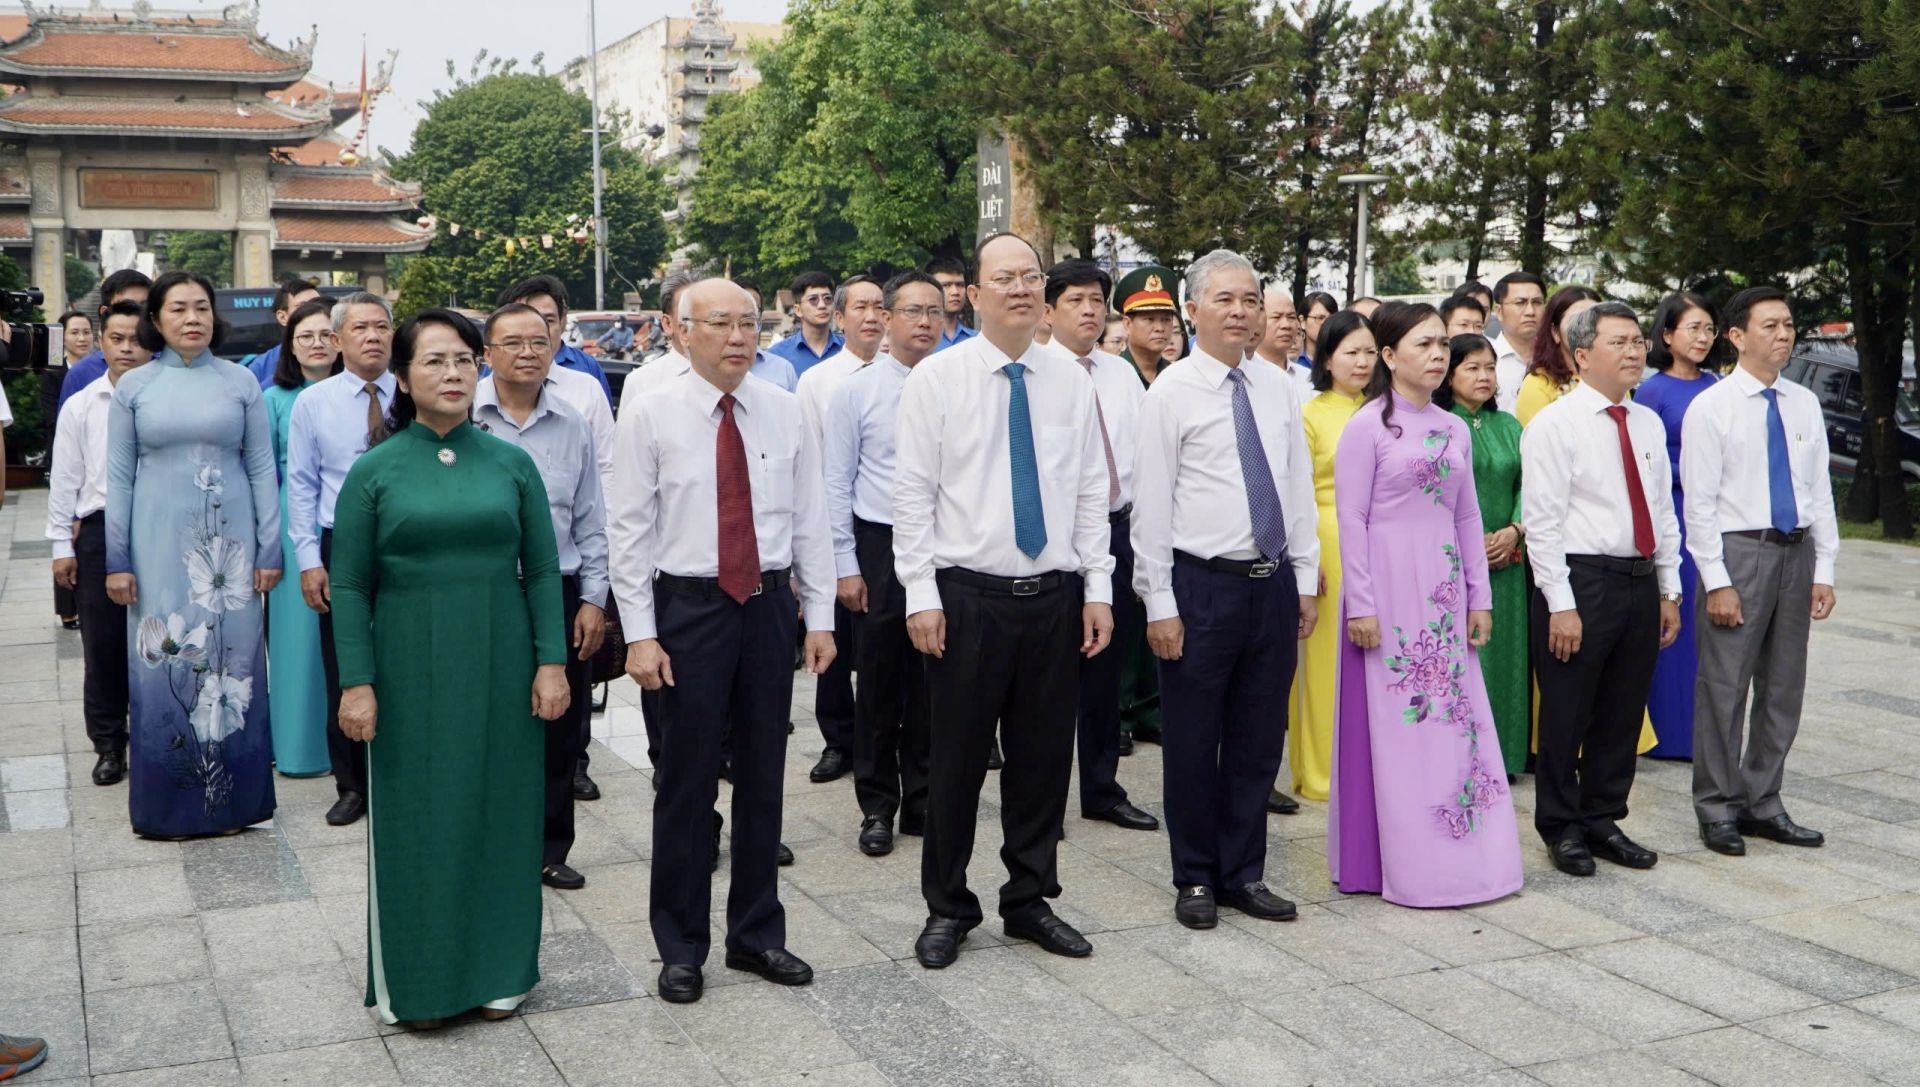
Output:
[
  {"xmin": 389, "ymin": 72, "xmax": 672, "ymax": 309},
  {"xmin": 165, "ymin": 231, "xmax": 234, "ymax": 285}
]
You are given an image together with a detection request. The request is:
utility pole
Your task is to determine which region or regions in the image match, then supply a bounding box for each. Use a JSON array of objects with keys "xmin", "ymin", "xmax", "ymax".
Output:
[
  {"xmin": 588, "ymin": 0, "xmax": 607, "ymax": 309},
  {"xmin": 1338, "ymin": 173, "xmax": 1389, "ymax": 298}
]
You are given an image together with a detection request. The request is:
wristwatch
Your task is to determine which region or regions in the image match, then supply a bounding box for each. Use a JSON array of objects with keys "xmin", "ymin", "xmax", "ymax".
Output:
[{"xmin": 1660, "ymin": 592, "xmax": 1683, "ymax": 604}]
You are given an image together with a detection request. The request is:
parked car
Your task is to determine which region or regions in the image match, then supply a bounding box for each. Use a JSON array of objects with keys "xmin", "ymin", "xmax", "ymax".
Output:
[{"xmin": 1780, "ymin": 336, "xmax": 1920, "ymax": 483}]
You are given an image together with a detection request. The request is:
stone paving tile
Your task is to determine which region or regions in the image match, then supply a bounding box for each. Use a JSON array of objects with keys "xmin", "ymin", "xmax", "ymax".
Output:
[
  {"xmin": 525, "ymin": 999, "xmax": 726, "ymax": 1087},
  {"xmin": 92, "ymin": 1058, "xmax": 242, "ymax": 1085},
  {"xmin": 236, "ymin": 1038, "xmax": 402, "ymax": 1087},
  {"xmin": 84, "ymin": 979, "xmax": 235, "ymax": 1075},
  {"xmin": 1130, "ymin": 1003, "xmax": 1368, "ymax": 1087},
  {"xmin": 216, "ymin": 962, "xmax": 380, "ymax": 1058},
  {"xmin": 1643, "ymin": 1024, "xmax": 1885, "ymax": 1087},
  {"xmin": 80, "ymin": 915, "xmax": 212, "ymax": 993},
  {"xmin": 1747, "ymin": 1001, "xmax": 1920, "ymax": 1086},
  {"xmin": 1246, "ymin": 982, "xmax": 1501, "ymax": 1086},
  {"xmin": 0, "ymin": 925, "xmax": 79, "ymax": 998},
  {"xmin": 382, "ymin": 1018, "xmax": 567, "ymax": 1087},
  {"xmin": 796, "ymin": 962, "xmax": 1053, "ymax": 1087},
  {"xmin": 76, "ymin": 861, "xmax": 194, "ymax": 926},
  {"xmin": 1466, "ymin": 952, "xmax": 1726, "ymax": 1044},
  {"xmin": 1667, "ymin": 921, "xmax": 1914, "ymax": 1002},
  {"xmin": 1, "ymin": 871, "xmax": 75, "ymax": 934},
  {"xmin": 1569, "ymin": 935, "xmax": 1824, "ymax": 1023},
  {"xmin": 1523, "ymin": 1049, "xmax": 1713, "ymax": 1086},
  {"xmin": 1363, "ymin": 967, "xmax": 1615, "ymax": 1066},
  {"xmin": 663, "ymin": 981, "xmax": 860, "ymax": 1084}
]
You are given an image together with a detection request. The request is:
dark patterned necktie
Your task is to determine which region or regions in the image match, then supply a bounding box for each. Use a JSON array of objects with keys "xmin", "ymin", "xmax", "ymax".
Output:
[{"xmin": 716, "ymin": 393, "xmax": 760, "ymax": 603}]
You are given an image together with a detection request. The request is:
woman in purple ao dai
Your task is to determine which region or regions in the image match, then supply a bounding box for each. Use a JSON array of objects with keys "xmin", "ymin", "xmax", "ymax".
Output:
[{"xmin": 1328, "ymin": 301, "xmax": 1523, "ymax": 908}]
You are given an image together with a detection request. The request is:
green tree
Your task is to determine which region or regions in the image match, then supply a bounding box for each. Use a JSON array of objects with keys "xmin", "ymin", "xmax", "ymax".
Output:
[
  {"xmin": 1589, "ymin": 0, "xmax": 1920, "ymax": 538},
  {"xmin": 392, "ymin": 256, "xmax": 458, "ymax": 321},
  {"xmin": 389, "ymin": 72, "xmax": 672, "ymax": 309},
  {"xmin": 165, "ymin": 230, "xmax": 233, "ymax": 284},
  {"xmin": 62, "ymin": 256, "xmax": 97, "ymax": 307}
]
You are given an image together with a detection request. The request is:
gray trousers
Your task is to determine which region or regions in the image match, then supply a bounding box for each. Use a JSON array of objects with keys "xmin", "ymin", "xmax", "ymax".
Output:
[{"xmin": 1691, "ymin": 533, "xmax": 1815, "ymax": 823}]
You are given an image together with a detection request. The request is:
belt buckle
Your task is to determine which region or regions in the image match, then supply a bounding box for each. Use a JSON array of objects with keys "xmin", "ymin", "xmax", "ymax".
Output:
[
  {"xmin": 750, "ymin": 580, "xmax": 766, "ymax": 597},
  {"xmin": 1631, "ymin": 559, "xmax": 1654, "ymax": 577},
  {"xmin": 1248, "ymin": 560, "xmax": 1278, "ymax": 579},
  {"xmin": 1011, "ymin": 576, "xmax": 1041, "ymax": 597}
]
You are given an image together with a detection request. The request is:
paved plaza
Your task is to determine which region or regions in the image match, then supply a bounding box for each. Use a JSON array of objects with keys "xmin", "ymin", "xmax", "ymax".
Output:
[{"xmin": 5, "ymin": 487, "xmax": 1920, "ymax": 1086}]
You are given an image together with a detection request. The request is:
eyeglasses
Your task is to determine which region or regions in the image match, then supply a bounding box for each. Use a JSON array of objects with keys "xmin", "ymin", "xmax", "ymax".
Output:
[
  {"xmin": 1676, "ymin": 322, "xmax": 1717, "ymax": 337},
  {"xmin": 799, "ymin": 294, "xmax": 833, "ymax": 307},
  {"xmin": 984, "ymin": 271, "xmax": 1045, "ymax": 291},
  {"xmin": 292, "ymin": 332, "xmax": 330, "ymax": 346},
  {"xmin": 696, "ymin": 316, "xmax": 763, "ymax": 336},
  {"xmin": 416, "ymin": 356, "xmax": 479, "ymax": 373},
  {"xmin": 889, "ymin": 305, "xmax": 942, "ymax": 321},
  {"xmin": 487, "ymin": 338, "xmax": 552, "ymax": 355}
]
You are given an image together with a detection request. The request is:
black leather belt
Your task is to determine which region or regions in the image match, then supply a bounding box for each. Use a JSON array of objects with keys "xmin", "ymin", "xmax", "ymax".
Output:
[
  {"xmin": 936, "ymin": 567, "xmax": 1068, "ymax": 597},
  {"xmin": 1729, "ymin": 527, "xmax": 1807, "ymax": 545},
  {"xmin": 79, "ymin": 510, "xmax": 105, "ymax": 525},
  {"xmin": 1175, "ymin": 549, "xmax": 1281, "ymax": 579},
  {"xmin": 1108, "ymin": 503, "xmax": 1133, "ymax": 525},
  {"xmin": 853, "ymin": 516, "xmax": 893, "ymax": 536},
  {"xmin": 656, "ymin": 568, "xmax": 791, "ymax": 598},
  {"xmin": 1567, "ymin": 554, "xmax": 1654, "ymax": 577}
]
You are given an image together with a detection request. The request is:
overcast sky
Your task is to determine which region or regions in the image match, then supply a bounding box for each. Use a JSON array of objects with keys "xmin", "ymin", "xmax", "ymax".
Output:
[{"xmin": 209, "ymin": 0, "xmax": 790, "ymax": 157}]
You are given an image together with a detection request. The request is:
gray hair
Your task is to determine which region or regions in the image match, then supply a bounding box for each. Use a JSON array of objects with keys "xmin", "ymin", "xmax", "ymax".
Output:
[
  {"xmin": 330, "ymin": 291, "xmax": 392, "ymax": 332},
  {"xmin": 1565, "ymin": 300, "xmax": 1638, "ymax": 353},
  {"xmin": 833, "ymin": 274, "xmax": 876, "ymax": 314},
  {"xmin": 660, "ymin": 270, "xmax": 697, "ymax": 324},
  {"xmin": 1184, "ymin": 249, "xmax": 1258, "ymax": 304}
]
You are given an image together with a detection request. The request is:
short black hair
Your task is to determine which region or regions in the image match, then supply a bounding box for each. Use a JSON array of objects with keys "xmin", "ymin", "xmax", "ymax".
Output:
[
  {"xmin": 56, "ymin": 309, "xmax": 90, "ymax": 333},
  {"xmin": 1311, "ymin": 309, "xmax": 1372, "ymax": 391},
  {"xmin": 1492, "ymin": 271, "xmax": 1545, "ymax": 303},
  {"xmin": 497, "ymin": 275, "xmax": 570, "ymax": 319},
  {"xmin": 882, "ymin": 270, "xmax": 942, "ymax": 310},
  {"xmin": 1439, "ymin": 295, "xmax": 1486, "ymax": 323},
  {"xmin": 1722, "ymin": 286, "xmax": 1790, "ymax": 335},
  {"xmin": 1302, "ymin": 290, "xmax": 1339, "ymax": 319},
  {"xmin": 924, "ymin": 256, "xmax": 966, "ymax": 280},
  {"xmin": 1043, "ymin": 259, "xmax": 1113, "ymax": 308},
  {"xmin": 1646, "ymin": 291, "xmax": 1720, "ymax": 371},
  {"xmin": 789, "ymin": 270, "xmax": 834, "ymax": 299},
  {"xmin": 1453, "ymin": 280, "xmax": 1493, "ymax": 303},
  {"xmin": 1433, "ymin": 333, "xmax": 1498, "ymax": 411},
  {"xmin": 97, "ymin": 269, "xmax": 152, "ymax": 311},
  {"xmin": 969, "ymin": 232, "xmax": 1039, "ymax": 285},
  {"xmin": 135, "ymin": 270, "xmax": 223, "ymax": 354},
  {"xmin": 273, "ymin": 278, "xmax": 321, "ymax": 314},
  {"xmin": 273, "ymin": 297, "xmax": 340, "ymax": 389},
  {"xmin": 484, "ymin": 301, "xmax": 547, "ymax": 344},
  {"xmin": 103, "ymin": 299, "xmax": 144, "ymax": 324}
]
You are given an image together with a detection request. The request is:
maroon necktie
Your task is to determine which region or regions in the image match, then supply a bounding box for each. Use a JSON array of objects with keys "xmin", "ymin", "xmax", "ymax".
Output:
[
  {"xmin": 716, "ymin": 393, "xmax": 760, "ymax": 603},
  {"xmin": 1605, "ymin": 405, "xmax": 1655, "ymax": 559}
]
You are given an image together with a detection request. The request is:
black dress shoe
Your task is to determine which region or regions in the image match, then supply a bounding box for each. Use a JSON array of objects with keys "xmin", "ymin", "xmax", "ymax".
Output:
[
  {"xmin": 1266, "ymin": 789, "xmax": 1300, "ymax": 815},
  {"xmin": 572, "ymin": 772, "xmax": 600, "ymax": 801},
  {"xmin": 1118, "ymin": 733, "xmax": 1134, "ymax": 756},
  {"xmin": 1738, "ymin": 813, "xmax": 1825, "ymax": 847},
  {"xmin": 1003, "ymin": 913, "xmax": 1092, "ymax": 958},
  {"xmin": 1083, "ymin": 801, "xmax": 1159, "ymax": 831},
  {"xmin": 777, "ymin": 842, "xmax": 794, "ymax": 866},
  {"xmin": 541, "ymin": 863, "xmax": 586, "ymax": 890},
  {"xmin": 1590, "ymin": 833, "xmax": 1658, "ymax": 869},
  {"xmin": 914, "ymin": 916, "xmax": 971, "ymax": 969},
  {"xmin": 724, "ymin": 947, "xmax": 814, "ymax": 986},
  {"xmin": 1174, "ymin": 885, "xmax": 1217, "ymax": 930},
  {"xmin": 92, "ymin": 752, "xmax": 126, "ymax": 786},
  {"xmin": 810, "ymin": 749, "xmax": 849, "ymax": 783},
  {"xmin": 986, "ymin": 738, "xmax": 1004, "ymax": 770},
  {"xmin": 325, "ymin": 792, "xmax": 366, "ymax": 827},
  {"xmin": 1549, "ymin": 835, "xmax": 1596, "ymax": 876},
  {"xmin": 61, "ymin": 616, "xmax": 80, "ymax": 630},
  {"xmin": 658, "ymin": 964, "xmax": 703, "ymax": 1003},
  {"xmin": 1218, "ymin": 881, "xmax": 1297, "ymax": 921},
  {"xmin": 1700, "ymin": 821, "xmax": 1747, "ymax": 856},
  {"xmin": 858, "ymin": 816, "xmax": 893, "ymax": 856}
]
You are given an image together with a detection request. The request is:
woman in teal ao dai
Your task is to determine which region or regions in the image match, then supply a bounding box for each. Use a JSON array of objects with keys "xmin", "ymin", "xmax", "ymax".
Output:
[{"xmin": 105, "ymin": 272, "xmax": 282, "ymax": 838}]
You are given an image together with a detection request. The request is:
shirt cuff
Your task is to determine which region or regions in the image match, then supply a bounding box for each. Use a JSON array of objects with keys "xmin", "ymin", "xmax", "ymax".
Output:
[
  {"xmin": 1081, "ymin": 570, "xmax": 1113, "ymax": 607},
  {"xmin": 904, "ymin": 577, "xmax": 943, "ymax": 618},
  {"xmin": 51, "ymin": 539, "xmax": 74, "ymax": 560},
  {"xmin": 803, "ymin": 600, "xmax": 835, "ymax": 634},
  {"xmin": 1813, "ymin": 557, "xmax": 1836, "ymax": 586},
  {"xmin": 1656, "ymin": 566, "xmax": 1680, "ymax": 598},
  {"xmin": 295, "ymin": 542, "xmax": 323, "ymax": 571},
  {"xmin": 629, "ymin": 611, "xmax": 659, "ymax": 643},
  {"xmin": 1294, "ymin": 567, "xmax": 1317, "ymax": 596},
  {"xmin": 1145, "ymin": 589, "xmax": 1178, "ymax": 623},
  {"xmin": 835, "ymin": 549, "xmax": 861, "ymax": 580},
  {"xmin": 1543, "ymin": 581, "xmax": 1578, "ymax": 614},
  {"xmin": 1698, "ymin": 560, "xmax": 1732, "ymax": 593},
  {"xmin": 579, "ymin": 578, "xmax": 610, "ymax": 611}
]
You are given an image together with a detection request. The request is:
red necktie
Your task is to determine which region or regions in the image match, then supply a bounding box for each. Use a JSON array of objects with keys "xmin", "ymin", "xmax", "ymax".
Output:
[
  {"xmin": 716, "ymin": 393, "xmax": 761, "ymax": 603},
  {"xmin": 1605, "ymin": 405, "xmax": 1655, "ymax": 559}
]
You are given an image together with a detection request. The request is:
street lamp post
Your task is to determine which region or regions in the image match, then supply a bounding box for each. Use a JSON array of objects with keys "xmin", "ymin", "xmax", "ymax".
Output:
[
  {"xmin": 1337, "ymin": 173, "xmax": 1389, "ymax": 299},
  {"xmin": 588, "ymin": 0, "xmax": 607, "ymax": 310}
]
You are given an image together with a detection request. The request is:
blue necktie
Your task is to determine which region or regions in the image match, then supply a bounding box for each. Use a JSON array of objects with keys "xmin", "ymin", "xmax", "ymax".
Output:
[
  {"xmin": 1005, "ymin": 362, "xmax": 1047, "ymax": 558},
  {"xmin": 1226, "ymin": 368, "xmax": 1287, "ymax": 560},
  {"xmin": 1762, "ymin": 388, "xmax": 1799, "ymax": 536}
]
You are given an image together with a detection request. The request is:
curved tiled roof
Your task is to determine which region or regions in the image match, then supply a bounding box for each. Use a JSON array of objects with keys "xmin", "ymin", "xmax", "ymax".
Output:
[
  {"xmin": 271, "ymin": 213, "xmax": 431, "ymax": 252},
  {"xmin": 0, "ymin": 26, "xmax": 308, "ymax": 82},
  {"xmin": 271, "ymin": 170, "xmax": 419, "ymax": 212},
  {"xmin": 0, "ymin": 94, "xmax": 331, "ymax": 138}
]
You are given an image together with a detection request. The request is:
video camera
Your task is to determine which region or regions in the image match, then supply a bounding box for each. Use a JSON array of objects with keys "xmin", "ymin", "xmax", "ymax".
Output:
[{"xmin": 0, "ymin": 285, "xmax": 51, "ymax": 370}]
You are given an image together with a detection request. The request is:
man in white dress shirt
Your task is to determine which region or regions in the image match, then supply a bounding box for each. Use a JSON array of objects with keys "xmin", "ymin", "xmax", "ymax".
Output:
[
  {"xmin": 795, "ymin": 275, "xmax": 884, "ymax": 785},
  {"xmin": 286, "ymin": 292, "xmax": 396, "ymax": 827},
  {"xmin": 1488, "ymin": 271, "xmax": 1546, "ymax": 413},
  {"xmin": 47, "ymin": 301, "xmax": 151, "ymax": 785},
  {"xmin": 894, "ymin": 232, "xmax": 1115, "ymax": 969},
  {"xmin": 1521, "ymin": 301, "xmax": 1682, "ymax": 877},
  {"xmin": 824, "ymin": 270, "xmax": 943, "ymax": 856},
  {"xmin": 1257, "ymin": 284, "xmax": 1313, "ymax": 400},
  {"xmin": 1681, "ymin": 286, "xmax": 1838, "ymax": 856},
  {"xmin": 1044, "ymin": 258, "xmax": 1159, "ymax": 834},
  {"xmin": 611, "ymin": 278, "xmax": 836, "ymax": 1005},
  {"xmin": 1132, "ymin": 250, "xmax": 1319, "ymax": 930}
]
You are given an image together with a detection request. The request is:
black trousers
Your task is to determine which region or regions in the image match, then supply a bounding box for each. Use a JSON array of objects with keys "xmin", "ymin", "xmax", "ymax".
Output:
[
  {"xmin": 922, "ymin": 569, "xmax": 1080, "ymax": 927},
  {"xmin": 813, "ymin": 602, "xmax": 856, "ymax": 753},
  {"xmin": 543, "ymin": 576, "xmax": 594, "ymax": 867},
  {"xmin": 1078, "ymin": 512, "xmax": 1136, "ymax": 814},
  {"xmin": 1532, "ymin": 556, "xmax": 1659, "ymax": 844},
  {"xmin": 1158, "ymin": 554, "xmax": 1297, "ymax": 889},
  {"xmin": 649, "ymin": 577, "xmax": 795, "ymax": 967},
  {"xmin": 73, "ymin": 513, "xmax": 128, "ymax": 755},
  {"xmin": 317, "ymin": 529, "xmax": 367, "ymax": 798},
  {"xmin": 851, "ymin": 519, "xmax": 929, "ymax": 829}
]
